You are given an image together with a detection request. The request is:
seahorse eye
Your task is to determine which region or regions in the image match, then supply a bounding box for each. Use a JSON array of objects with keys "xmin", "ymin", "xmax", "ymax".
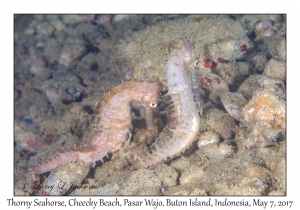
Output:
[{"xmin": 149, "ymin": 102, "xmax": 157, "ymax": 108}]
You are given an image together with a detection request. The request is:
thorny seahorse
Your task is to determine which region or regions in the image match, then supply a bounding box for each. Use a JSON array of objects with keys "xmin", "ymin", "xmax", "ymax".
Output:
[
  {"xmin": 137, "ymin": 40, "xmax": 201, "ymax": 168},
  {"xmin": 29, "ymin": 81, "xmax": 162, "ymax": 174}
]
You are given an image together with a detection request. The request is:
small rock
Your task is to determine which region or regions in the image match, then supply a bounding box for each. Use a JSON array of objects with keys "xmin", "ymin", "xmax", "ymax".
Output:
[
  {"xmin": 72, "ymin": 23, "xmax": 104, "ymax": 47},
  {"xmin": 29, "ymin": 105, "xmax": 45, "ymax": 123},
  {"xmin": 49, "ymin": 19, "xmax": 66, "ymax": 32},
  {"xmin": 237, "ymin": 15, "xmax": 260, "ymax": 36},
  {"xmin": 263, "ymin": 59, "xmax": 286, "ymax": 82},
  {"xmin": 15, "ymin": 131, "xmax": 49, "ymax": 153},
  {"xmin": 59, "ymin": 40, "xmax": 87, "ymax": 68},
  {"xmin": 218, "ymin": 141, "xmax": 235, "ymax": 157},
  {"xmin": 206, "ymin": 108, "xmax": 236, "ymax": 139},
  {"xmin": 170, "ymin": 157, "xmax": 191, "ymax": 173},
  {"xmin": 213, "ymin": 61, "xmax": 249, "ymax": 88},
  {"xmin": 35, "ymin": 68, "xmax": 52, "ymax": 81},
  {"xmin": 208, "ymin": 38, "xmax": 253, "ymax": 62},
  {"xmin": 221, "ymin": 92, "xmax": 247, "ymax": 122},
  {"xmin": 240, "ymin": 175, "xmax": 271, "ymax": 195},
  {"xmin": 199, "ymin": 142, "xmax": 235, "ymax": 164},
  {"xmin": 37, "ymin": 161, "xmax": 92, "ymax": 195},
  {"xmin": 154, "ymin": 164, "xmax": 178, "ymax": 188},
  {"xmin": 36, "ymin": 21, "xmax": 54, "ymax": 36},
  {"xmin": 24, "ymin": 28, "xmax": 35, "ymax": 36},
  {"xmin": 237, "ymin": 74, "xmax": 285, "ymax": 100},
  {"xmin": 262, "ymin": 36, "xmax": 286, "ymax": 62},
  {"xmin": 120, "ymin": 169, "xmax": 161, "ymax": 195},
  {"xmin": 30, "ymin": 59, "xmax": 46, "ymax": 75},
  {"xmin": 179, "ymin": 166, "xmax": 204, "ymax": 185},
  {"xmin": 242, "ymin": 163, "xmax": 269, "ymax": 179},
  {"xmin": 242, "ymin": 90, "xmax": 285, "ymax": 130},
  {"xmin": 38, "ymin": 120, "xmax": 69, "ymax": 135},
  {"xmin": 255, "ymin": 20, "xmax": 275, "ymax": 41},
  {"xmin": 247, "ymin": 52, "xmax": 268, "ymax": 72},
  {"xmin": 253, "ymin": 120, "xmax": 281, "ymax": 143},
  {"xmin": 198, "ymin": 131, "xmax": 220, "ymax": 147},
  {"xmin": 44, "ymin": 38, "xmax": 63, "ymax": 65},
  {"xmin": 45, "ymin": 88, "xmax": 60, "ymax": 104},
  {"xmin": 75, "ymin": 53, "xmax": 98, "ymax": 73},
  {"xmin": 199, "ymin": 72, "xmax": 229, "ymax": 104}
]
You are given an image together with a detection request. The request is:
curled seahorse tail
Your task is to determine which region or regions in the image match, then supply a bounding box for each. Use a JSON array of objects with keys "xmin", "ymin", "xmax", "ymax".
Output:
[{"xmin": 138, "ymin": 136, "xmax": 191, "ymax": 168}]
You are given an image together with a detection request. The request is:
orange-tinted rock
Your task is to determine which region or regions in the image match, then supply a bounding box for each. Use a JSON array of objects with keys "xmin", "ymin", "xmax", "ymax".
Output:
[{"xmin": 242, "ymin": 90, "xmax": 285, "ymax": 131}]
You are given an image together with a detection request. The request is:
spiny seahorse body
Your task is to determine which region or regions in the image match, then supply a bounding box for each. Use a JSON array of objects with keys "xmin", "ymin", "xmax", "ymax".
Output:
[
  {"xmin": 29, "ymin": 81, "xmax": 162, "ymax": 174},
  {"xmin": 138, "ymin": 40, "xmax": 201, "ymax": 168}
]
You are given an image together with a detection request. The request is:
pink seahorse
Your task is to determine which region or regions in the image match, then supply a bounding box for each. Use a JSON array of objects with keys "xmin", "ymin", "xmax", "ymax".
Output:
[{"xmin": 29, "ymin": 81, "xmax": 162, "ymax": 174}]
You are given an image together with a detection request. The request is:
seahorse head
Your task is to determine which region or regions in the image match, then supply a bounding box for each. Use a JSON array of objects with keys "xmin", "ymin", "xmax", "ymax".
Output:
[
  {"xmin": 138, "ymin": 82, "xmax": 162, "ymax": 109},
  {"xmin": 178, "ymin": 41, "xmax": 195, "ymax": 65}
]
